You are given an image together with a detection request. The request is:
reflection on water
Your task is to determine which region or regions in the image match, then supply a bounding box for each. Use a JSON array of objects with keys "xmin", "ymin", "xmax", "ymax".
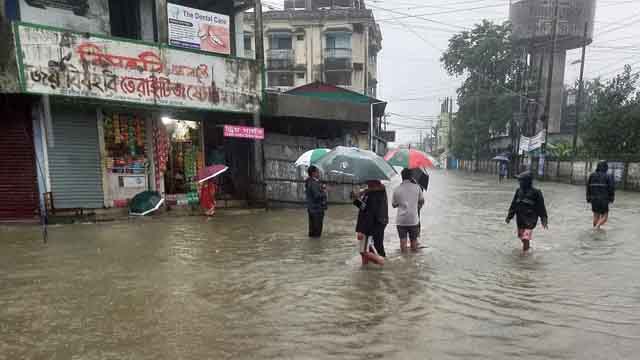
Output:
[{"xmin": 1, "ymin": 172, "xmax": 640, "ymax": 359}]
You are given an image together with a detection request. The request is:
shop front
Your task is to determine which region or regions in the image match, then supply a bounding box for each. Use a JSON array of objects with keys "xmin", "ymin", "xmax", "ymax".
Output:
[
  {"xmin": 161, "ymin": 117, "xmax": 204, "ymax": 207},
  {"xmin": 12, "ymin": 23, "xmax": 262, "ymax": 212},
  {"xmin": 0, "ymin": 95, "xmax": 39, "ymax": 220},
  {"xmin": 101, "ymin": 110, "xmax": 154, "ymax": 208}
]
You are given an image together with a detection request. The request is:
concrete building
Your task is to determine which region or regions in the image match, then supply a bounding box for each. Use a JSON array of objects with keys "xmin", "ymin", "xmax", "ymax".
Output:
[
  {"xmin": 435, "ymin": 97, "xmax": 456, "ymax": 168},
  {"xmin": 244, "ymin": 0, "xmax": 382, "ymax": 96},
  {"xmin": 510, "ymin": 0, "xmax": 596, "ymax": 136},
  {"xmin": 0, "ymin": 0, "xmax": 263, "ymax": 220}
]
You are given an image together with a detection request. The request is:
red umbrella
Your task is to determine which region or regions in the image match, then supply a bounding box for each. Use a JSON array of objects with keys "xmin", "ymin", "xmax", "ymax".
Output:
[
  {"xmin": 197, "ymin": 164, "xmax": 229, "ymax": 183},
  {"xmin": 384, "ymin": 148, "xmax": 435, "ymax": 169}
]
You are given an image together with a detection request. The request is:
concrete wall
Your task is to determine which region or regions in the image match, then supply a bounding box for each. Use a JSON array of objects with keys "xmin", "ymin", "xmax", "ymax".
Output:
[
  {"xmin": 264, "ymin": 132, "xmax": 358, "ymax": 206},
  {"xmin": 455, "ymin": 159, "xmax": 640, "ymax": 192}
]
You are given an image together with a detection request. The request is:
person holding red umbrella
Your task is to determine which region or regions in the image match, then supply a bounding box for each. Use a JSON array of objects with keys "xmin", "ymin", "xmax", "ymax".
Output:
[{"xmin": 197, "ymin": 164, "xmax": 229, "ymax": 217}]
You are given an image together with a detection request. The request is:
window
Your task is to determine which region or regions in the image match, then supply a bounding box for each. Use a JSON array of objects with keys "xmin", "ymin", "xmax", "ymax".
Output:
[
  {"xmin": 326, "ymin": 33, "xmax": 351, "ymax": 50},
  {"xmin": 270, "ymin": 34, "xmax": 293, "ymax": 50},
  {"xmin": 244, "ymin": 35, "xmax": 252, "ymax": 51},
  {"xmin": 296, "ymin": 73, "xmax": 305, "ymax": 79},
  {"xmin": 297, "ymin": 34, "xmax": 305, "ymax": 41},
  {"xmin": 109, "ymin": 0, "xmax": 141, "ymax": 39},
  {"xmin": 268, "ymin": 72, "xmax": 294, "ymax": 87},
  {"xmin": 325, "ymin": 71, "xmax": 352, "ymax": 86}
]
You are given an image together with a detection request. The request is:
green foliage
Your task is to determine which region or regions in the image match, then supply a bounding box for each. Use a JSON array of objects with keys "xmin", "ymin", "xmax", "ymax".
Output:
[
  {"xmin": 581, "ymin": 65, "xmax": 640, "ymax": 157},
  {"xmin": 441, "ymin": 21, "xmax": 516, "ymax": 159},
  {"xmin": 547, "ymin": 142, "xmax": 574, "ymax": 160}
]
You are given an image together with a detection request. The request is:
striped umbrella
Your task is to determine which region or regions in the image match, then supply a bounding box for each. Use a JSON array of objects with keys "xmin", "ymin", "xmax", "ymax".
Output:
[
  {"xmin": 384, "ymin": 148, "xmax": 435, "ymax": 169},
  {"xmin": 295, "ymin": 148, "xmax": 331, "ymax": 167}
]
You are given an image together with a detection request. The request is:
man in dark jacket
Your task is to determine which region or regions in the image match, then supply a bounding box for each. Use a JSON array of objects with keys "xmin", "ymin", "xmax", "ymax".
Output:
[
  {"xmin": 305, "ymin": 165, "xmax": 328, "ymax": 238},
  {"xmin": 506, "ymin": 172, "xmax": 548, "ymax": 252},
  {"xmin": 587, "ymin": 161, "xmax": 615, "ymax": 229}
]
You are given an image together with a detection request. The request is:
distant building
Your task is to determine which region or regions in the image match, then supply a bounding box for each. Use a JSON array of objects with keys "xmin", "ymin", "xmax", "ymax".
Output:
[{"xmin": 244, "ymin": 0, "xmax": 382, "ymax": 96}]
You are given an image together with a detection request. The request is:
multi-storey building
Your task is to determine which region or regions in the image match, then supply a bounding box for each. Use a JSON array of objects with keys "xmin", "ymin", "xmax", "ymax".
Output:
[{"xmin": 244, "ymin": 0, "xmax": 382, "ymax": 96}]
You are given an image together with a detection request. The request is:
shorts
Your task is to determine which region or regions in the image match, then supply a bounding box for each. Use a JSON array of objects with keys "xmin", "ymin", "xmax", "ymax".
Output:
[
  {"xmin": 397, "ymin": 225, "xmax": 420, "ymax": 241},
  {"xmin": 591, "ymin": 199, "xmax": 609, "ymax": 215},
  {"xmin": 518, "ymin": 228, "xmax": 533, "ymax": 241}
]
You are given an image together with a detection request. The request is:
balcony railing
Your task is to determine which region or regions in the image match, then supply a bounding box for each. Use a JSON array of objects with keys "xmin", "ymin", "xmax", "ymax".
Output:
[
  {"xmin": 267, "ymin": 49, "xmax": 295, "ymax": 70},
  {"xmin": 324, "ymin": 48, "xmax": 352, "ymax": 71}
]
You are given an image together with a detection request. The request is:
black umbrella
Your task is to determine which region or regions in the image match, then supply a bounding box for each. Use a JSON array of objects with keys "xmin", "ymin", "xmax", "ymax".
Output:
[{"xmin": 315, "ymin": 147, "xmax": 397, "ymax": 183}]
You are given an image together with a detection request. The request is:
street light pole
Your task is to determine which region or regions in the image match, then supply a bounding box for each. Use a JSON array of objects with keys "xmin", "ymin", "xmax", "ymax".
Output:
[{"xmin": 573, "ymin": 21, "xmax": 589, "ymax": 158}]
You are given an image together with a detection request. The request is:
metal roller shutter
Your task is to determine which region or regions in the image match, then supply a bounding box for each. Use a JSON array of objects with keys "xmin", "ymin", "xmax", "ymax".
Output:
[
  {"xmin": 48, "ymin": 106, "xmax": 104, "ymax": 209},
  {"xmin": 0, "ymin": 104, "xmax": 39, "ymax": 220}
]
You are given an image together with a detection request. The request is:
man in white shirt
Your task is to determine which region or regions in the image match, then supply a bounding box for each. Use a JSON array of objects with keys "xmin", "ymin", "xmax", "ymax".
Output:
[{"xmin": 392, "ymin": 168, "xmax": 425, "ymax": 252}]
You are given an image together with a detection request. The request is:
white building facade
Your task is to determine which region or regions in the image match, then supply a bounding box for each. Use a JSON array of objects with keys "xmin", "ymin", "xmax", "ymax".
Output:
[{"xmin": 244, "ymin": 0, "xmax": 381, "ymax": 96}]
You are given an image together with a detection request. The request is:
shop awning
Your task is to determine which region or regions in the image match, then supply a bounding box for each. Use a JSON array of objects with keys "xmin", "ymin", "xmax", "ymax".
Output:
[{"xmin": 263, "ymin": 83, "xmax": 387, "ymax": 122}]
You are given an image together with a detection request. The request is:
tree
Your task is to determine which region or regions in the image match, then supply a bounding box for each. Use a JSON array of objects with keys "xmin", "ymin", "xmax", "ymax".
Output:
[
  {"xmin": 441, "ymin": 21, "xmax": 517, "ymax": 160},
  {"xmin": 581, "ymin": 65, "xmax": 640, "ymax": 158}
]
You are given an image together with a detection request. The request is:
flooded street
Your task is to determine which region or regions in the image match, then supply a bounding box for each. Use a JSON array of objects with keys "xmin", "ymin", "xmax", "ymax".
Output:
[{"xmin": 2, "ymin": 171, "xmax": 640, "ymax": 360}]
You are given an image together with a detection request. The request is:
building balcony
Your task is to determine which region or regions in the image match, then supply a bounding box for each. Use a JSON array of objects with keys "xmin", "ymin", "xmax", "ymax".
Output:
[
  {"xmin": 324, "ymin": 48, "xmax": 353, "ymax": 70},
  {"xmin": 267, "ymin": 49, "xmax": 295, "ymax": 70}
]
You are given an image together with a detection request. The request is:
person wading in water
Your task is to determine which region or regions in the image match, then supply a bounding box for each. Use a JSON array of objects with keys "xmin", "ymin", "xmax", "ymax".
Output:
[
  {"xmin": 305, "ymin": 165, "xmax": 328, "ymax": 238},
  {"xmin": 587, "ymin": 161, "xmax": 615, "ymax": 229},
  {"xmin": 353, "ymin": 180, "xmax": 389, "ymax": 265},
  {"xmin": 506, "ymin": 172, "xmax": 549, "ymax": 252}
]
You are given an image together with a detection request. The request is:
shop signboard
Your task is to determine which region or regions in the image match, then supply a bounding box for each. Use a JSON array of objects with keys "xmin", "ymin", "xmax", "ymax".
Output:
[
  {"xmin": 519, "ymin": 131, "xmax": 546, "ymax": 154},
  {"xmin": 14, "ymin": 23, "xmax": 261, "ymax": 113},
  {"xmin": 167, "ymin": 3, "xmax": 231, "ymax": 55},
  {"xmin": 223, "ymin": 125, "xmax": 264, "ymax": 140}
]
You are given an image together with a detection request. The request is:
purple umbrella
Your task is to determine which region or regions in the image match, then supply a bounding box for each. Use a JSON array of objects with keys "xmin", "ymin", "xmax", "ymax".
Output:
[{"xmin": 197, "ymin": 164, "xmax": 229, "ymax": 183}]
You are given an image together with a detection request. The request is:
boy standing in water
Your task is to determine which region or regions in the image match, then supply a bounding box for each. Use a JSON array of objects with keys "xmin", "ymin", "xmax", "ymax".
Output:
[
  {"xmin": 506, "ymin": 172, "xmax": 548, "ymax": 252},
  {"xmin": 587, "ymin": 161, "xmax": 615, "ymax": 229}
]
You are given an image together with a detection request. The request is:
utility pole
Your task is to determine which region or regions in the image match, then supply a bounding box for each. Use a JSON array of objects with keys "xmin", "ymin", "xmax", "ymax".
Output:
[
  {"xmin": 448, "ymin": 96, "xmax": 453, "ymax": 154},
  {"xmin": 572, "ymin": 21, "xmax": 589, "ymax": 158},
  {"xmin": 541, "ymin": 0, "xmax": 560, "ymax": 155},
  {"xmin": 253, "ymin": 0, "xmax": 265, "ymax": 198}
]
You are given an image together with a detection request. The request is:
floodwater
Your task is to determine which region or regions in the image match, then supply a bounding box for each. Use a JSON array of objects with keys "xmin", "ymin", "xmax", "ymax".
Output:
[{"xmin": 1, "ymin": 171, "xmax": 640, "ymax": 360}]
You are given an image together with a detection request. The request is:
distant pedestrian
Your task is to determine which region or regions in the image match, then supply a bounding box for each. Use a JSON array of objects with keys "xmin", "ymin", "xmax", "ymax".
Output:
[
  {"xmin": 499, "ymin": 162, "xmax": 508, "ymax": 183},
  {"xmin": 393, "ymin": 168, "xmax": 425, "ymax": 252},
  {"xmin": 587, "ymin": 161, "xmax": 615, "ymax": 229},
  {"xmin": 506, "ymin": 172, "xmax": 548, "ymax": 252},
  {"xmin": 305, "ymin": 165, "xmax": 328, "ymax": 238},
  {"xmin": 353, "ymin": 180, "xmax": 389, "ymax": 265}
]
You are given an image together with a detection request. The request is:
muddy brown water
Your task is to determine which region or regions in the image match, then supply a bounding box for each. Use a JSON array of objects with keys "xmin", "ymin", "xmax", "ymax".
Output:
[{"xmin": 1, "ymin": 171, "xmax": 640, "ymax": 359}]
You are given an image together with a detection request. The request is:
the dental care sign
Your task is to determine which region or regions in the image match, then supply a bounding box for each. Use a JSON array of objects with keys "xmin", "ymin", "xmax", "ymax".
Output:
[{"xmin": 167, "ymin": 3, "xmax": 230, "ymax": 55}]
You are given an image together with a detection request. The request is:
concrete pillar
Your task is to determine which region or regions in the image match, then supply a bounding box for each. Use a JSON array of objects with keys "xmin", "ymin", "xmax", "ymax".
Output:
[{"xmin": 532, "ymin": 50, "xmax": 566, "ymax": 134}]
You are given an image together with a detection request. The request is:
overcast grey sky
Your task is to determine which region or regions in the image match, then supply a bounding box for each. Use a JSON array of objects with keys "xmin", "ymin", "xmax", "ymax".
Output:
[{"xmin": 368, "ymin": 0, "xmax": 640, "ymax": 145}]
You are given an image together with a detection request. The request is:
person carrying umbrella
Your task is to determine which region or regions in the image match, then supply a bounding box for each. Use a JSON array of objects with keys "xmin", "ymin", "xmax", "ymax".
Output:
[
  {"xmin": 197, "ymin": 165, "xmax": 229, "ymax": 217},
  {"xmin": 392, "ymin": 168, "xmax": 425, "ymax": 252},
  {"xmin": 314, "ymin": 147, "xmax": 395, "ymax": 264},
  {"xmin": 499, "ymin": 162, "xmax": 508, "ymax": 183},
  {"xmin": 305, "ymin": 165, "xmax": 328, "ymax": 238},
  {"xmin": 353, "ymin": 180, "xmax": 388, "ymax": 265}
]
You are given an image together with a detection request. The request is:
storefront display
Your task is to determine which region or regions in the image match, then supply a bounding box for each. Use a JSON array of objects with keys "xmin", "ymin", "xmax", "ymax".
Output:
[
  {"xmin": 103, "ymin": 112, "xmax": 150, "ymax": 207},
  {"xmin": 162, "ymin": 119, "xmax": 204, "ymax": 206}
]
